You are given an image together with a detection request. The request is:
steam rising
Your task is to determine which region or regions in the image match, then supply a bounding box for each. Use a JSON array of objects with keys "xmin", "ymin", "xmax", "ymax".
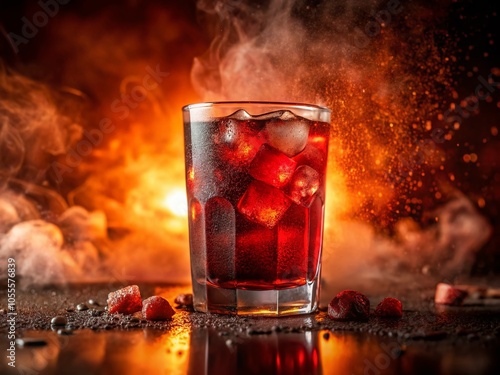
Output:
[
  {"xmin": 0, "ymin": 0, "xmax": 495, "ymax": 288},
  {"xmin": 324, "ymin": 192, "xmax": 492, "ymax": 291},
  {"xmin": 192, "ymin": 0, "xmax": 494, "ymax": 286},
  {"xmin": 192, "ymin": 0, "xmax": 311, "ymax": 101},
  {"xmin": 0, "ymin": 66, "xmax": 108, "ymax": 284},
  {"xmin": 1, "ymin": 2, "xmax": 201, "ymax": 285},
  {"xmin": 0, "ymin": 64, "xmax": 80, "ymax": 183}
]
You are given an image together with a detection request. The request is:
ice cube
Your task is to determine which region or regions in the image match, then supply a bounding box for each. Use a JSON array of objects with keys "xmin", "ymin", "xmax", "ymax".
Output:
[
  {"xmin": 228, "ymin": 109, "xmax": 252, "ymax": 120},
  {"xmin": 263, "ymin": 113, "xmax": 310, "ymax": 157},
  {"xmin": 253, "ymin": 110, "xmax": 300, "ymax": 121},
  {"xmin": 205, "ymin": 197, "xmax": 236, "ymax": 285},
  {"xmin": 237, "ymin": 180, "xmax": 292, "ymax": 228},
  {"xmin": 213, "ymin": 118, "xmax": 240, "ymax": 145},
  {"xmin": 285, "ymin": 165, "xmax": 320, "ymax": 207},
  {"xmin": 293, "ymin": 143, "xmax": 327, "ymax": 172},
  {"xmin": 214, "ymin": 118, "xmax": 265, "ymax": 167},
  {"xmin": 235, "ymin": 213, "xmax": 278, "ymax": 284},
  {"xmin": 276, "ymin": 204, "xmax": 308, "ymax": 284},
  {"xmin": 253, "ymin": 110, "xmax": 287, "ymax": 121},
  {"xmin": 248, "ymin": 144, "xmax": 297, "ymax": 188}
]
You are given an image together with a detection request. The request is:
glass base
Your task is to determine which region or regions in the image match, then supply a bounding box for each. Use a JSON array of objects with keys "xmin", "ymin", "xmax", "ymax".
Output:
[{"xmin": 192, "ymin": 277, "xmax": 320, "ymax": 316}]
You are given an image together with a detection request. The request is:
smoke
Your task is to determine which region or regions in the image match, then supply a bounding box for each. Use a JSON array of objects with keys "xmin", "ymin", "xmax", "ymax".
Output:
[
  {"xmin": 191, "ymin": 0, "xmax": 453, "ymax": 221},
  {"xmin": 0, "ymin": 62, "xmax": 191, "ymax": 285},
  {"xmin": 192, "ymin": 0, "xmax": 311, "ymax": 102},
  {"xmin": 0, "ymin": 0, "xmax": 495, "ymax": 288},
  {"xmin": 0, "ymin": 63, "xmax": 81, "ymax": 183},
  {"xmin": 191, "ymin": 0, "xmax": 494, "ymax": 287},
  {"xmin": 0, "ymin": 66, "xmax": 108, "ymax": 284},
  {"xmin": 324, "ymin": 192, "xmax": 492, "ymax": 292},
  {"xmin": 0, "ymin": 2, "xmax": 203, "ymax": 286},
  {"xmin": 191, "ymin": 0, "xmax": 433, "ymax": 104}
]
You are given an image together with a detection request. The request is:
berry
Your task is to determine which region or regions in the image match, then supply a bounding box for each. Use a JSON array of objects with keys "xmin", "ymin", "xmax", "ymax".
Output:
[
  {"xmin": 328, "ymin": 290, "xmax": 370, "ymax": 321},
  {"xmin": 107, "ymin": 285, "xmax": 142, "ymax": 314},
  {"xmin": 375, "ymin": 297, "xmax": 403, "ymax": 318},
  {"xmin": 142, "ymin": 296, "xmax": 175, "ymax": 321}
]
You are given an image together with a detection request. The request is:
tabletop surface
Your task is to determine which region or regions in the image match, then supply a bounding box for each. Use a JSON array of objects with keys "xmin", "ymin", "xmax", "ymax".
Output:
[{"xmin": 1, "ymin": 282, "xmax": 500, "ymax": 375}]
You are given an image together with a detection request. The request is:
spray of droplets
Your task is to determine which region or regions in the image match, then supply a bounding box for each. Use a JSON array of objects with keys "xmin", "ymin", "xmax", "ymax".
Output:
[{"xmin": 192, "ymin": 0, "xmax": 496, "ymax": 284}]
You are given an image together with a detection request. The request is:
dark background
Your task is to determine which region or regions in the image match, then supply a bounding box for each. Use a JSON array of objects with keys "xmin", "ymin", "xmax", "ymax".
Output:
[{"xmin": 0, "ymin": 0, "xmax": 499, "ymax": 273}]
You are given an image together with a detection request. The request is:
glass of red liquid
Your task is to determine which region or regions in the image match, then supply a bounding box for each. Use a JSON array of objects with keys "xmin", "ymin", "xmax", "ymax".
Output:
[{"xmin": 182, "ymin": 102, "xmax": 330, "ymax": 316}]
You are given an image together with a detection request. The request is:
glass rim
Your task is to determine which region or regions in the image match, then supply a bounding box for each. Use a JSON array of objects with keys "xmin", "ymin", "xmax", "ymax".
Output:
[{"xmin": 182, "ymin": 101, "xmax": 331, "ymax": 113}]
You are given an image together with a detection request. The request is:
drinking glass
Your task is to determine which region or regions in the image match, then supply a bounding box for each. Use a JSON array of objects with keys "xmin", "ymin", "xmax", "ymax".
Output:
[{"xmin": 183, "ymin": 102, "xmax": 330, "ymax": 316}]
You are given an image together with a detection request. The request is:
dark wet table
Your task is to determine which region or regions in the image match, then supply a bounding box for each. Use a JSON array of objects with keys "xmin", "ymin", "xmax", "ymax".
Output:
[{"xmin": 1, "ymin": 282, "xmax": 500, "ymax": 375}]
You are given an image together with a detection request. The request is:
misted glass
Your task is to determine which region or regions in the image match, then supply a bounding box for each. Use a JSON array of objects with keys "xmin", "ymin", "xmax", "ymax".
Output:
[{"xmin": 182, "ymin": 102, "xmax": 330, "ymax": 316}]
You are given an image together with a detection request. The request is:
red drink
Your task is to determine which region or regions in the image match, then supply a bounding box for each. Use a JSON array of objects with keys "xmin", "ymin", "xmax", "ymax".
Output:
[{"xmin": 183, "ymin": 102, "xmax": 330, "ymax": 315}]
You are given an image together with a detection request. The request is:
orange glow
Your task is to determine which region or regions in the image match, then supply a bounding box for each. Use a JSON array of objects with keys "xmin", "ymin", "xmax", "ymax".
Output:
[
  {"xmin": 239, "ymin": 144, "xmax": 253, "ymax": 159},
  {"xmin": 188, "ymin": 166, "xmax": 195, "ymax": 182},
  {"xmin": 67, "ymin": 9, "xmax": 445, "ymax": 284},
  {"xmin": 120, "ymin": 327, "xmax": 191, "ymax": 374},
  {"xmin": 278, "ymin": 172, "xmax": 289, "ymax": 184},
  {"xmin": 161, "ymin": 188, "xmax": 188, "ymax": 217},
  {"xmin": 126, "ymin": 166, "xmax": 187, "ymax": 224},
  {"xmin": 4, "ymin": 0, "xmax": 485, "ymax": 288},
  {"xmin": 191, "ymin": 201, "xmax": 200, "ymax": 221},
  {"xmin": 319, "ymin": 333, "xmax": 360, "ymax": 373}
]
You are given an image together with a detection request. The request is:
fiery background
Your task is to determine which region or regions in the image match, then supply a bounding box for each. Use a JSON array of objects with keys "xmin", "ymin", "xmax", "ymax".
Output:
[{"xmin": 0, "ymin": 0, "xmax": 498, "ymax": 290}]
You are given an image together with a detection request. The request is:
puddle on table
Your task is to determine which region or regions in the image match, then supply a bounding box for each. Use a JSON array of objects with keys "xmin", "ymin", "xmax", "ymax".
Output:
[{"xmin": 2, "ymin": 328, "xmax": 499, "ymax": 375}]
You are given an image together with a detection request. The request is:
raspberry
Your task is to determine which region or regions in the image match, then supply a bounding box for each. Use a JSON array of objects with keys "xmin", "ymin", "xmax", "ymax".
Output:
[
  {"xmin": 328, "ymin": 290, "xmax": 370, "ymax": 321},
  {"xmin": 375, "ymin": 297, "xmax": 403, "ymax": 318},
  {"xmin": 107, "ymin": 285, "xmax": 143, "ymax": 314},
  {"xmin": 142, "ymin": 296, "xmax": 175, "ymax": 321}
]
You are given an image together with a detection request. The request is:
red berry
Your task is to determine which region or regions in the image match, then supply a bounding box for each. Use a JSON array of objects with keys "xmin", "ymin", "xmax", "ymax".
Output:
[
  {"xmin": 328, "ymin": 290, "xmax": 370, "ymax": 321},
  {"xmin": 142, "ymin": 296, "xmax": 175, "ymax": 321},
  {"xmin": 107, "ymin": 285, "xmax": 142, "ymax": 314},
  {"xmin": 375, "ymin": 297, "xmax": 403, "ymax": 318}
]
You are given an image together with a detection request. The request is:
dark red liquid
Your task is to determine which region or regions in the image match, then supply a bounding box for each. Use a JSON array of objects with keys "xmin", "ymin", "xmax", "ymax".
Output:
[{"xmin": 185, "ymin": 112, "xmax": 329, "ymax": 290}]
